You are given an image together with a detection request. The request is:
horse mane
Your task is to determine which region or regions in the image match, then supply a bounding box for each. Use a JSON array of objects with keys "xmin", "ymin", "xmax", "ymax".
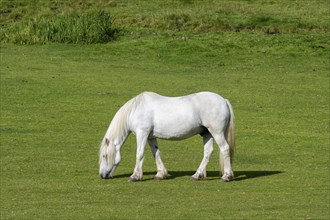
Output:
[{"xmin": 106, "ymin": 93, "xmax": 145, "ymax": 145}]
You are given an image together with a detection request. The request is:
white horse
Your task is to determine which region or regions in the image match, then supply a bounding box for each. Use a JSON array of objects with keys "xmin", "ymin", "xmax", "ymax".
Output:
[{"xmin": 99, "ymin": 92, "xmax": 235, "ymax": 182}]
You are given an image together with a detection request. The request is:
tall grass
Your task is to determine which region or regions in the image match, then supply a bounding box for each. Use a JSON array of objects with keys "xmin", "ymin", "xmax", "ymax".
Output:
[
  {"xmin": 0, "ymin": 10, "xmax": 116, "ymax": 44},
  {"xmin": 1, "ymin": 1, "xmax": 328, "ymax": 44}
]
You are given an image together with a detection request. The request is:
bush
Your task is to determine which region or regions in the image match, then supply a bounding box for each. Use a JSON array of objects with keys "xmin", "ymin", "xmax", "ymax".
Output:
[{"xmin": 0, "ymin": 11, "xmax": 117, "ymax": 44}]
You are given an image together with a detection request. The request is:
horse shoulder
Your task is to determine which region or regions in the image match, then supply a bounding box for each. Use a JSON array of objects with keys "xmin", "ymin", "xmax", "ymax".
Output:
[{"xmin": 129, "ymin": 99, "xmax": 154, "ymax": 132}]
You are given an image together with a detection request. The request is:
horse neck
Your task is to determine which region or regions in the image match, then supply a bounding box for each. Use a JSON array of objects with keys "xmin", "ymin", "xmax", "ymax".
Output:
[
  {"xmin": 105, "ymin": 94, "xmax": 144, "ymax": 146},
  {"xmin": 106, "ymin": 104, "xmax": 132, "ymax": 147}
]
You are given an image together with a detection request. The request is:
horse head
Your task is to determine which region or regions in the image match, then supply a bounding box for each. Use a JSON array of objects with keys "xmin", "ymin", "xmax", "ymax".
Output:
[{"xmin": 99, "ymin": 138, "xmax": 121, "ymax": 179}]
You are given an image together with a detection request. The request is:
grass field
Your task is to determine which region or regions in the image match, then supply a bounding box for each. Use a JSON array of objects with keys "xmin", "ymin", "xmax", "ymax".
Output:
[{"xmin": 1, "ymin": 0, "xmax": 329, "ymax": 219}]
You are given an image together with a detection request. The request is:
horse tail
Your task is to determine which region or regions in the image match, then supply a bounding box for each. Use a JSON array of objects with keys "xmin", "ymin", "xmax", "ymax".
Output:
[{"xmin": 220, "ymin": 99, "xmax": 235, "ymax": 175}]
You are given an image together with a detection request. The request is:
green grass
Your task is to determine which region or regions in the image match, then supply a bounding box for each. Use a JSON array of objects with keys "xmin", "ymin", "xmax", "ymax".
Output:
[
  {"xmin": 1, "ymin": 0, "xmax": 329, "ymax": 219},
  {"xmin": 0, "ymin": 10, "xmax": 117, "ymax": 44}
]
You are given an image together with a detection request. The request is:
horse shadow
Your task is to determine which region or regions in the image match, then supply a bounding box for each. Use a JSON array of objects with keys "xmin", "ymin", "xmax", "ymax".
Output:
[{"xmin": 113, "ymin": 170, "xmax": 283, "ymax": 181}]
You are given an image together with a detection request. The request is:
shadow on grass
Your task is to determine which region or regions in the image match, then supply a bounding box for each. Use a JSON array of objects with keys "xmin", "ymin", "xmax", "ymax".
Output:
[
  {"xmin": 233, "ymin": 170, "xmax": 283, "ymax": 181},
  {"xmin": 113, "ymin": 170, "xmax": 283, "ymax": 181}
]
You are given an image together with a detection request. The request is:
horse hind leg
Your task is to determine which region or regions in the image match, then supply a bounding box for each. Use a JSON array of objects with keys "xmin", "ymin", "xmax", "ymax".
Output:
[
  {"xmin": 192, "ymin": 133, "xmax": 213, "ymax": 180},
  {"xmin": 209, "ymin": 130, "xmax": 234, "ymax": 182},
  {"xmin": 148, "ymin": 138, "xmax": 168, "ymax": 180}
]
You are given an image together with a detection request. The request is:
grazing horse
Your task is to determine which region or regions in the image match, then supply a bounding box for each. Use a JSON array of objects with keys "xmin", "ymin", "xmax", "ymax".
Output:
[{"xmin": 99, "ymin": 92, "xmax": 235, "ymax": 182}]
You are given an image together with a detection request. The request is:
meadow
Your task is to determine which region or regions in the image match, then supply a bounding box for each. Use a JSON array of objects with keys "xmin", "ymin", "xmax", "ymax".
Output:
[{"xmin": 1, "ymin": 0, "xmax": 329, "ymax": 219}]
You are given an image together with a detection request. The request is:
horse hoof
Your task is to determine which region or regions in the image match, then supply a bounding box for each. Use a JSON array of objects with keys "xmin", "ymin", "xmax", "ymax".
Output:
[
  {"xmin": 220, "ymin": 176, "xmax": 233, "ymax": 182},
  {"xmin": 128, "ymin": 177, "xmax": 140, "ymax": 182},
  {"xmin": 154, "ymin": 176, "xmax": 163, "ymax": 181},
  {"xmin": 191, "ymin": 176, "xmax": 203, "ymax": 181}
]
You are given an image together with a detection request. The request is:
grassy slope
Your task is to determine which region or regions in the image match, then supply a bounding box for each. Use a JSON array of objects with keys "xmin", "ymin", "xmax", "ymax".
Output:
[{"xmin": 1, "ymin": 0, "xmax": 329, "ymax": 219}]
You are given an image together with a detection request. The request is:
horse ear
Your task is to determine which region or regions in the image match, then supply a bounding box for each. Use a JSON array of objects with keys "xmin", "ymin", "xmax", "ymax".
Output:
[{"xmin": 105, "ymin": 138, "xmax": 110, "ymax": 146}]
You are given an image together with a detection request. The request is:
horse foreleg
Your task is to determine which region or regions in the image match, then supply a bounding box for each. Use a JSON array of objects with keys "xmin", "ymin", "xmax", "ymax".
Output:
[
  {"xmin": 148, "ymin": 138, "xmax": 168, "ymax": 180},
  {"xmin": 192, "ymin": 133, "xmax": 213, "ymax": 180},
  {"xmin": 129, "ymin": 131, "xmax": 148, "ymax": 182}
]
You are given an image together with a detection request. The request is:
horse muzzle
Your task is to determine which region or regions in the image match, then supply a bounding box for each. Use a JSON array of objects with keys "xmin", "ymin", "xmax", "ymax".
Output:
[
  {"xmin": 100, "ymin": 170, "xmax": 112, "ymax": 179},
  {"xmin": 100, "ymin": 165, "xmax": 117, "ymax": 179}
]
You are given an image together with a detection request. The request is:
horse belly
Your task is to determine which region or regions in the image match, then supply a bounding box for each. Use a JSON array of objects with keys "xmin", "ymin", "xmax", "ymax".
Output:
[{"xmin": 151, "ymin": 114, "xmax": 203, "ymax": 140}]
